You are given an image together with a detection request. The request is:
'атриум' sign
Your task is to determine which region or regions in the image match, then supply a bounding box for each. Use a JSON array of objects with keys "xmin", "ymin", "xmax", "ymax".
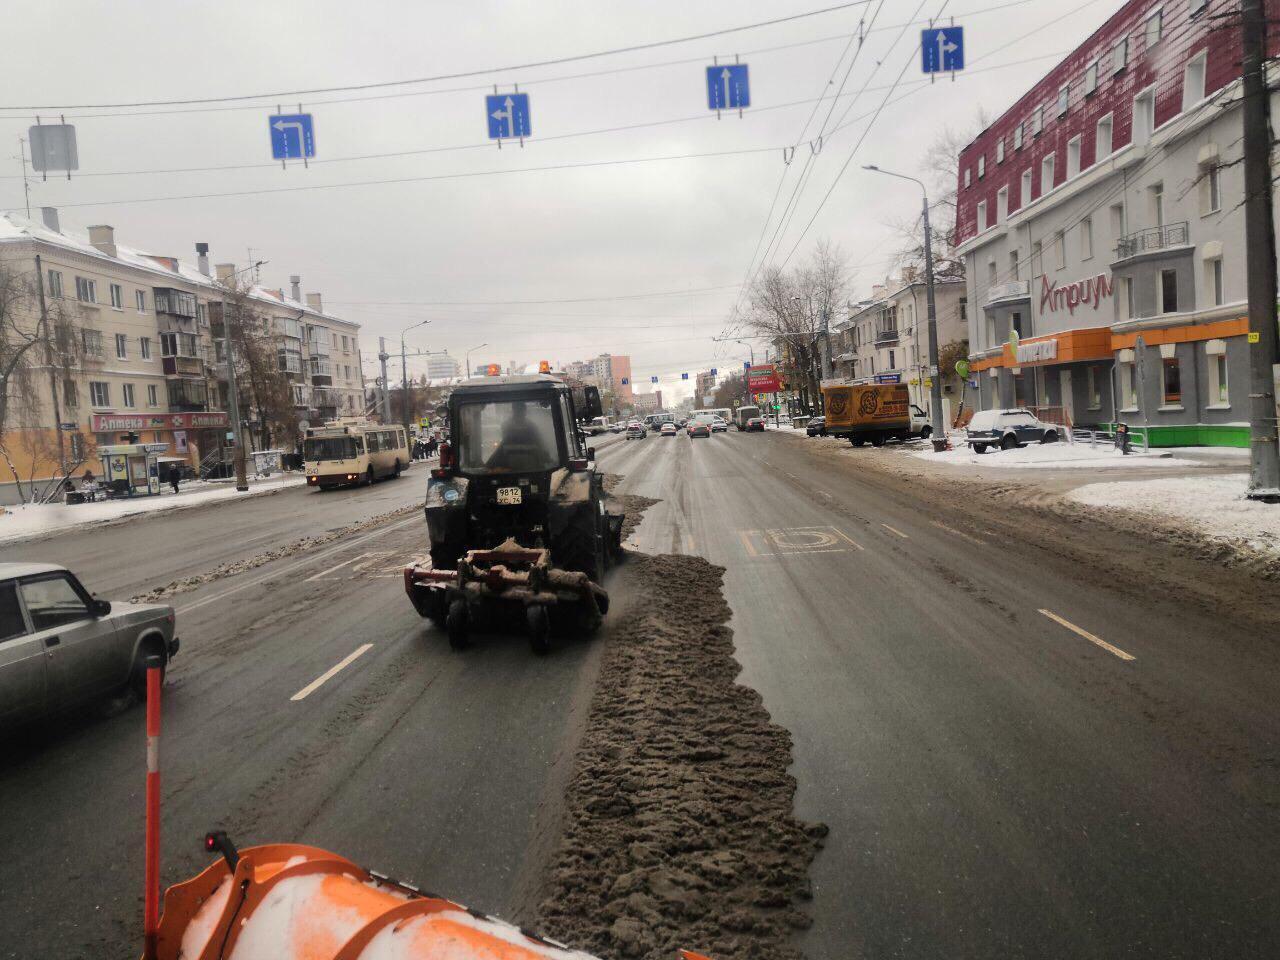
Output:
[{"xmin": 1040, "ymin": 273, "xmax": 1112, "ymax": 315}]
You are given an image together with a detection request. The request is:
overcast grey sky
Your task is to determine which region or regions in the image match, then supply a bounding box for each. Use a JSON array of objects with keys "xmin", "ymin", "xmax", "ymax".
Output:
[{"xmin": 2, "ymin": 0, "xmax": 1120, "ymax": 400}]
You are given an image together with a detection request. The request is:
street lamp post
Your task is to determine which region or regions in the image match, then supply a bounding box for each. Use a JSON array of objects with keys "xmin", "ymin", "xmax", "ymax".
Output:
[
  {"xmin": 465, "ymin": 342, "xmax": 488, "ymax": 379},
  {"xmin": 400, "ymin": 319, "xmax": 431, "ymax": 433},
  {"xmin": 863, "ymin": 164, "xmax": 947, "ymax": 452}
]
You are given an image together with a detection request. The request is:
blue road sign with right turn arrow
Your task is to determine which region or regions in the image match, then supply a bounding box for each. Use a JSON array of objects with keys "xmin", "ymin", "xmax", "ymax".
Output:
[
  {"xmin": 269, "ymin": 113, "xmax": 315, "ymax": 160},
  {"xmin": 486, "ymin": 93, "xmax": 532, "ymax": 139},
  {"xmin": 921, "ymin": 27, "xmax": 964, "ymax": 73},
  {"xmin": 706, "ymin": 64, "xmax": 750, "ymax": 111}
]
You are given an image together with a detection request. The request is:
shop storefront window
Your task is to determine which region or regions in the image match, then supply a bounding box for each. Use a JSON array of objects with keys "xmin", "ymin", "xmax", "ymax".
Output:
[{"xmin": 1162, "ymin": 358, "xmax": 1182, "ymax": 404}]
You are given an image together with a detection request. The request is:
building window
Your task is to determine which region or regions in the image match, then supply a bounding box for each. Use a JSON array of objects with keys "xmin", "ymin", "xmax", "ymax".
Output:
[
  {"xmin": 1150, "ymin": 181, "xmax": 1165, "ymax": 226},
  {"xmin": 197, "ymin": 303, "xmax": 207, "ymax": 324},
  {"xmin": 1207, "ymin": 345, "xmax": 1228, "ymax": 405},
  {"xmin": 1159, "ymin": 268, "xmax": 1179, "ymax": 314},
  {"xmin": 90, "ymin": 381, "xmax": 110, "ymax": 407},
  {"xmin": 147, "ymin": 384, "xmax": 159, "ymax": 407},
  {"xmin": 140, "ymin": 336, "xmax": 151, "ymax": 360},
  {"xmin": 1014, "ymin": 123, "xmax": 1024, "ymax": 150},
  {"xmin": 1011, "ymin": 311, "xmax": 1024, "ymax": 338},
  {"xmin": 1205, "ymin": 257, "xmax": 1224, "ymax": 306},
  {"xmin": 1113, "ymin": 37, "xmax": 1128, "ymax": 74},
  {"xmin": 1067, "ymin": 136, "xmax": 1082, "ymax": 177},
  {"xmin": 1009, "ymin": 249, "xmax": 1020, "ymax": 280},
  {"xmin": 109, "ymin": 283, "xmax": 123, "ymax": 309},
  {"xmin": 1189, "ymin": 0, "xmax": 1207, "ymax": 15},
  {"xmin": 1200, "ymin": 163, "xmax": 1221, "ymax": 216},
  {"xmin": 75, "ymin": 277, "xmax": 97, "ymax": 303},
  {"xmin": 115, "ymin": 333, "xmax": 128, "ymax": 359},
  {"xmin": 1134, "ymin": 87, "xmax": 1155, "ymax": 144},
  {"xmin": 1021, "ymin": 168, "xmax": 1033, "ymax": 207},
  {"xmin": 888, "ymin": 349, "xmax": 896, "ymax": 369},
  {"xmin": 1110, "ymin": 202, "xmax": 1126, "ymax": 245},
  {"xmin": 996, "ymin": 186, "xmax": 1008, "ymax": 222},
  {"xmin": 958, "ymin": 297, "xmax": 967, "ymax": 321},
  {"xmin": 1057, "ymin": 83, "xmax": 1070, "ymax": 117},
  {"xmin": 976, "ymin": 200, "xmax": 988, "ymax": 232},
  {"xmin": 987, "ymin": 260, "xmax": 998, "ymax": 287},
  {"xmin": 1031, "ymin": 241, "xmax": 1043, "ymax": 276},
  {"xmin": 1096, "ymin": 114, "xmax": 1114, "ymax": 158},
  {"xmin": 1184, "ymin": 51, "xmax": 1207, "ymax": 109},
  {"xmin": 1032, "ymin": 106, "xmax": 1043, "ymax": 135},
  {"xmin": 341, "ymin": 335, "xmax": 349, "ymax": 351},
  {"xmin": 996, "ymin": 139, "xmax": 1005, "ymax": 164},
  {"xmin": 1041, "ymin": 153, "xmax": 1055, "ymax": 193},
  {"xmin": 985, "ymin": 312, "xmax": 997, "ymax": 346},
  {"xmin": 1086, "ymin": 366, "xmax": 1102, "ymax": 409},
  {"xmin": 47, "ymin": 269, "xmax": 63, "ymax": 298},
  {"xmin": 977, "ymin": 155, "xmax": 985, "ymax": 179},
  {"xmin": 1144, "ymin": 9, "xmax": 1163, "ymax": 50},
  {"xmin": 122, "ymin": 383, "xmax": 136, "ymax": 408},
  {"xmin": 1162, "ymin": 357, "xmax": 1181, "ymax": 404},
  {"xmin": 1120, "ymin": 361, "xmax": 1138, "ymax": 408},
  {"xmin": 63, "ymin": 379, "xmax": 78, "ymax": 408},
  {"xmin": 1084, "ymin": 60, "xmax": 1099, "ymax": 95},
  {"xmin": 1080, "ymin": 217, "xmax": 1093, "ymax": 260},
  {"xmin": 1054, "ymin": 231, "xmax": 1066, "ymax": 270},
  {"xmin": 136, "ymin": 289, "xmax": 146, "ymax": 312},
  {"xmin": 81, "ymin": 329, "xmax": 104, "ymax": 357},
  {"xmin": 964, "ymin": 167, "xmax": 971, "ymax": 188}
]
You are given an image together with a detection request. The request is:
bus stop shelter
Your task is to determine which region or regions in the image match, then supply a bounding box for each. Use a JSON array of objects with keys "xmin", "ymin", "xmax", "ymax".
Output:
[{"xmin": 98, "ymin": 442, "xmax": 169, "ymax": 497}]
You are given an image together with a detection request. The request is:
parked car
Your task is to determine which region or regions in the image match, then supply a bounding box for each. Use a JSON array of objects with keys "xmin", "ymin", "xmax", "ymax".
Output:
[
  {"xmin": 744, "ymin": 417, "xmax": 766, "ymax": 432},
  {"xmin": 966, "ymin": 408, "xmax": 1060, "ymax": 453},
  {"xmin": 806, "ymin": 416, "xmax": 826, "ymax": 437},
  {"xmin": 609, "ymin": 422, "xmax": 627, "ymax": 433},
  {"xmin": 625, "ymin": 421, "xmax": 646, "ymax": 440},
  {"xmin": 660, "ymin": 422, "xmax": 678, "ymax": 436},
  {"xmin": 711, "ymin": 417, "xmax": 728, "ymax": 433},
  {"xmin": 687, "ymin": 421, "xmax": 711, "ymax": 438},
  {"xmin": 0, "ymin": 562, "xmax": 180, "ymax": 731}
]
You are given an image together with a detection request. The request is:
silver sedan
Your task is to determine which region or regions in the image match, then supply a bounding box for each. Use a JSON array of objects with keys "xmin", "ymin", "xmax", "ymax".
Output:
[{"xmin": 0, "ymin": 562, "xmax": 179, "ymax": 730}]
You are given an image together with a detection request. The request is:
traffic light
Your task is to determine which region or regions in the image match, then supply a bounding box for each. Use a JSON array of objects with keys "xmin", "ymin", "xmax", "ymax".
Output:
[
  {"xmin": 539, "ymin": 360, "xmax": 550, "ymax": 374},
  {"xmin": 485, "ymin": 363, "xmax": 501, "ymax": 377}
]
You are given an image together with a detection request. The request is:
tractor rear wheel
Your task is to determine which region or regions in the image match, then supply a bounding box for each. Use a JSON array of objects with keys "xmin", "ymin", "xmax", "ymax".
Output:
[
  {"xmin": 527, "ymin": 605, "xmax": 551, "ymax": 655},
  {"xmin": 446, "ymin": 599, "xmax": 470, "ymax": 650},
  {"xmin": 555, "ymin": 511, "xmax": 605, "ymax": 584}
]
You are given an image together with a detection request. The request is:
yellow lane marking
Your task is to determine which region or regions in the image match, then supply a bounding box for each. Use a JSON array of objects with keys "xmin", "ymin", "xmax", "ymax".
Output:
[
  {"xmin": 290, "ymin": 644, "xmax": 374, "ymax": 701},
  {"xmin": 881, "ymin": 523, "xmax": 909, "ymax": 539},
  {"xmin": 929, "ymin": 520, "xmax": 986, "ymax": 546},
  {"xmin": 1038, "ymin": 609, "xmax": 1136, "ymax": 662}
]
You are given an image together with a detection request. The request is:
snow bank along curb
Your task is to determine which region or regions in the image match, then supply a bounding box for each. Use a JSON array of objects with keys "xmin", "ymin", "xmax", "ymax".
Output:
[
  {"xmin": 911, "ymin": 443, "xmax": 1201, "ymax": 470},
  {"xmin": 0, "ymin": 475, "xmax": 304, "ymax": 546},
  {"xmin": 1068, "ymin": 475, "xmax": 1280, "ymax": 561},
  {"xmin": 537, "ymin": 553, "xmax": 823, "ymax": 960}
]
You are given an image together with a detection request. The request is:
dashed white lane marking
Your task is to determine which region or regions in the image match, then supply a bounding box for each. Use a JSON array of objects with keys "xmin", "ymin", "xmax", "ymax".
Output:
[
  {"xmin": 291, "ymin": 644, "xmax": 374, "ymax": 701},
  {"xmin": 303, "ymin": 552, "xmax": 373, "ymax": 582},
  {"xmin": 881, "ymin": 523, "xmax": 909, "ymax": 539},
  {"xmin": 830, "ymin": 528, "xmax": 865, "ymax": 551},
  {"xmin": 1038, "ymin": 609, "xmax": 1136, "ymax": 662},
  {"xmin": 929, "ymin": 519, "xmax": 986, "ymax": 546}
]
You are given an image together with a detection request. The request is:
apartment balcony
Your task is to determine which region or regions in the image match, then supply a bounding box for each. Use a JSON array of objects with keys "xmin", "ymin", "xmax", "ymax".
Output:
[
  {"xmin": 310, "ymin": 387, "xmax": 339, "ymax": 407},
  {"xmin": 162, "ymin": 355, "xmax": 204, "ymax": 377},
  {"xmin": 1114, "ymin": 221, "xmax": 1190, "ymax": 262},
  {"xmin": 985, "ymin": 279, "xmax": 1030, "ymax": 307},
  {"xmin": 166, "ymin": 376, "xmax": 209, "ymax": 412},
  {"xmin": 874, "ymin": 326, "xmax": 899, "ymax": 346}
]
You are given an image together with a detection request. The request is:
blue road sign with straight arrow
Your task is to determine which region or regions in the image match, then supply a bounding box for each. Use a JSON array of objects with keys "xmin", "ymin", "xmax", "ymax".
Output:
[
  {"xmin": 706, "ymin": 64, "xmax": 750, "ymax": 111},
  {"xmin": 921, "ymin": 27, "xmax": 964, "ymax": 73},
  {"xmin": 269, "ymin": 113, "xmax": 315, "ymax": 160},
  {"xmin": 650, "ymin": 376, "xmax": 659, "ymax": 383},
  {"xmin": 486, "ymin": 93, "xmax": 532, "ymax": 139}
]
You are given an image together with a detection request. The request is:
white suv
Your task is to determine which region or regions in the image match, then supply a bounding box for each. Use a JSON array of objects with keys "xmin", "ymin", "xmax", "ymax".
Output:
[{"xmin": 965, "ymin": 408, "xmax": 1059, "ymax": 453}]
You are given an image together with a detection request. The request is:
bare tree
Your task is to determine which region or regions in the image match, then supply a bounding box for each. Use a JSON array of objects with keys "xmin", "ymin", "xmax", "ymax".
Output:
[{"xmin": 219, "ymin": 282, "xmax": 299, "ymax": 450}]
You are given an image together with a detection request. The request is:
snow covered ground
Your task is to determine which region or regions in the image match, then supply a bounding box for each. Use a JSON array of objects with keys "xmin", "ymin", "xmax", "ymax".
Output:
[
  {"xmin": 0, "ymin": 475, "xmax": 304, "ymax": 546},
  {"xmin": 1068, "ymin": 474, "xmax": 1280, "ymax": 557},
  {"xmin": 913, "ymin": 439, "xmax": 1203, "ymax": 470}
]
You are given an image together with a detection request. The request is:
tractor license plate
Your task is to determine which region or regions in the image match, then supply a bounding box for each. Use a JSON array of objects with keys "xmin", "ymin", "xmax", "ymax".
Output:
[{"xmin": 496, "ymin": 486, "xmax": 522, "ymax": 505}]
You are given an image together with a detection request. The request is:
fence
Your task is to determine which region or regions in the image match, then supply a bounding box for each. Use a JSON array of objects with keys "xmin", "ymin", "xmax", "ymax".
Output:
[{"xmin": 1070, "ymin": 427, "xmax": 1148, "ymax": 452}]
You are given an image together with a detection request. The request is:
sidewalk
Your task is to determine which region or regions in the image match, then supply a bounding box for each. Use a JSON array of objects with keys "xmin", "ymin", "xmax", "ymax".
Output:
[{"xmin": 0, "ymin": 473, "xmax": 305, "ymax": 546}]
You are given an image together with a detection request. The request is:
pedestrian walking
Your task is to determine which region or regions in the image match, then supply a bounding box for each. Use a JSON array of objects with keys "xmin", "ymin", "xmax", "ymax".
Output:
[{"xmin": 167, "ymin": 463, "xmax": 181, "ymax": 495}]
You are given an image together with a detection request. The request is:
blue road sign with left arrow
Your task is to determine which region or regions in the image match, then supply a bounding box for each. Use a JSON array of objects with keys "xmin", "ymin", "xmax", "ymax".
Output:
[
  {"xmin": 269, "ymin": 113, "xmax": 315, "ymax": 160},
  {"xmin": 706, "ymin": 64, "xmax": 750, "ymax": 110},
  {"xmin": 650, "ymin": 376, "xmax": 659, "ymax": 383},
  {"xmin": 486, "ymin": 93, "xmax": 532, "ymax": 139},
  {"xmin": 921, "ymin": 27, "xmax": 964, "ymax": 73},
  {"xmin": 710, "ymin": 368, "xmax": 718, "ymax": 376},
  {"xmin": 681, "ymin": 372, "xmax": 689, "ymax": 380}
]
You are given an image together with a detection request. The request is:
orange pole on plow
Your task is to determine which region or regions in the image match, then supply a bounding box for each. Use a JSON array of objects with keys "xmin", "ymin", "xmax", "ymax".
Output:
[{"xmin": 143, "ymin": 657, "xmax": 163, "ymax": 960}]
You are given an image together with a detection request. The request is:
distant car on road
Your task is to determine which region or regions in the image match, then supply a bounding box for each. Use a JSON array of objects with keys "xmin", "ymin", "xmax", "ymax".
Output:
[
  {"xmin": 660, "ymin": 422, "xmax": 678, "ymax": 437},
  {"xmin": 711, "ymin": 417, "xmax": 728, "ymax": 433},
  {"xmin": 625, "ymin": 421, "xmax": 646, "ymax": 440},
  {"xmin": 0, "ymin": 562, "xmax": 179, "ymax": 731},
  {"xmin": 806, "ymin": 416, "xmax": 826, "ymax": 437},
  {"xmin": 744, "ymin": 417, "xmax": 766, "ymax": 432},
  {"xmin": 609, "ymin": 421, "xmax": 626, "ymax": 433},
  {"xmin": 966, "ymin": 408, "xmax": 1060, "ymax": 453},
  {"xmin": 687, "ymin": 421, "xmax": 711, "ymax": 438}
]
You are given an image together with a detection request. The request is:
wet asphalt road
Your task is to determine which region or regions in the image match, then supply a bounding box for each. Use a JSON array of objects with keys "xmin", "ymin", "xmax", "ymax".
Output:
[{"xmin": 2, "ymin": 431, "xmax": 1278, "ymax": 959}]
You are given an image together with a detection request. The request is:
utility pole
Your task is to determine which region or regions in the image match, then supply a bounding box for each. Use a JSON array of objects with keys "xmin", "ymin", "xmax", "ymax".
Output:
[
  {"xmin": 401, "ymin": 339, "xmax": 410, "ymax": 433},
  {"xmin": 1242, "ymin": 0, "xmax": 1280, "ymax": 500},
  {"xmin": 223, "ymin": 301, "xmax": 249, "ymax": 492},
  {"xmin": 378, "ymin": 337, "xmax": 391, "ymax": 423},
  {"xmin": 920, "ymin": 193, "xmax": 947, "ymax": 452},
  {"xmin": 33, "ymin": 254, "xmax": 67, "ymax": 483}
]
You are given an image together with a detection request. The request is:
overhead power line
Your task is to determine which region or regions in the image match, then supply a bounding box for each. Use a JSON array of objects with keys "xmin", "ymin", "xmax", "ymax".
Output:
[
  {"xmin": 0, "ymin": 1, "xmax": 876, "ymax": 111},
  {"xmin": 327, "ymin": 282, "xmax": 742, "ymax": 307}
]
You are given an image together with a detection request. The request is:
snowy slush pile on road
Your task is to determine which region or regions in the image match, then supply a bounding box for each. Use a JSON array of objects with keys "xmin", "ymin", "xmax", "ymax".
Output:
[{"xmin": 537, "ymin": 552, "xmax": 823, "ymax": 959}]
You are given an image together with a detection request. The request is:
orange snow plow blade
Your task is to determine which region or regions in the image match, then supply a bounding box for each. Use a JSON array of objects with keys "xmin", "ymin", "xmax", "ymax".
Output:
[{"xmin": 152, "ymin": 842, "xmax": 707, "ymax": 959}]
